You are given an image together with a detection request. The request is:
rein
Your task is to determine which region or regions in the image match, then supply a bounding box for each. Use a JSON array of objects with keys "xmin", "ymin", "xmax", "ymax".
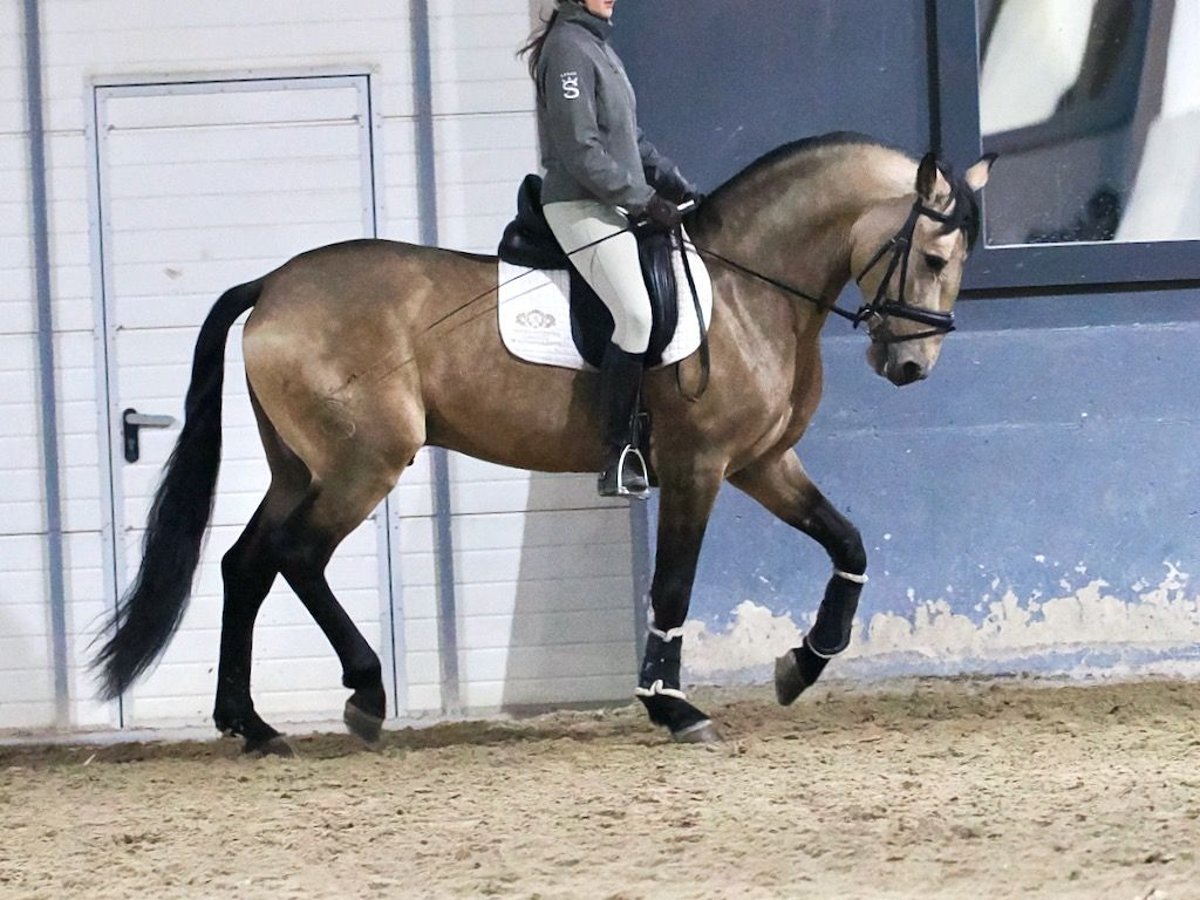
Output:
[
  {"xmin": 422, "ymin": 197, "xmax": 956, "ymax": 401},
  {"xmin": 684, "ymin": 197, "xmax": 958, "ymax": 345}
]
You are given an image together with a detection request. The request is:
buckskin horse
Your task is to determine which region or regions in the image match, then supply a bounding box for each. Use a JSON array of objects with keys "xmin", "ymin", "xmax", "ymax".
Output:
[{"xmin": 94, "ymin": 133, "xmax": 993, "ymax": 753}]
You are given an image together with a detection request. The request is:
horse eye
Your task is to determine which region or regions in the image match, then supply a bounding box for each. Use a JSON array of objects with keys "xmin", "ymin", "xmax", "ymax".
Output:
[{"xmin": 924, "ymin": 254, "xmax": 947, "ymax": 274}]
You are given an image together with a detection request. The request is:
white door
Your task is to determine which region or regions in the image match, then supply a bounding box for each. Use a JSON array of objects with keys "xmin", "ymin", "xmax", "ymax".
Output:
[{"xmin": 95, "ymin": 76, "xmax": 394, "ymax": 728}]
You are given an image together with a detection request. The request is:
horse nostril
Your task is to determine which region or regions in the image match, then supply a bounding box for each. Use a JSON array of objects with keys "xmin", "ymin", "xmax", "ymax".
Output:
[{"xmin": 899, "ymin": 360, "xmax": 925, "ymax": 384}]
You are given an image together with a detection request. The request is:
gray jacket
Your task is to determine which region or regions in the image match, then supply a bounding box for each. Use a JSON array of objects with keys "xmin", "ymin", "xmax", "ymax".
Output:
[{"xmin": 536, "ymin": 5, "xmax": 688, "ymax": 210}]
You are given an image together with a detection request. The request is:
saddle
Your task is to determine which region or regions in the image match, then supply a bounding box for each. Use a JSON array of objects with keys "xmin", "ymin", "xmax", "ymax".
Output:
[{"xmin": 497, "ymin": 175, "xmax": 680, "ymax": 368}]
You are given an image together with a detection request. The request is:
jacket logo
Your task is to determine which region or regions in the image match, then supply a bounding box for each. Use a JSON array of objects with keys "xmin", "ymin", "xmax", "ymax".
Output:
[{"xmin": 560, "ymin": 72, "xmax": 580, "ymax": 100}]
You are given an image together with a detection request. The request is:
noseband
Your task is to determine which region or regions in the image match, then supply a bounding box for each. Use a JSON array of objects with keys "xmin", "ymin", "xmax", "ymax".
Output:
[{"xmin": 852, "ymin": 199, "xmax": 957, "ymax": 344}]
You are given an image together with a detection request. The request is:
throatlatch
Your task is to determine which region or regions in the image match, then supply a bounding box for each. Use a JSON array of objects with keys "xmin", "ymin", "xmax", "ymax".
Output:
[{"xmin": 775, "ymin": 566, "xmax": 868, "ymax": 706}]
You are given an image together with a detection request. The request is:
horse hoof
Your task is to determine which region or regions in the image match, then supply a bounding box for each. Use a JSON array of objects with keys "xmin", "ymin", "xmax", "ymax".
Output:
[
  {"xmin": 246, "ymin": 735, "xmax": 296, "ymax": 758},
  {"xmin": 775, "ymin": 650, "xmax": 806, "ymax": 706},
  {"xmin": 671, "ymin": 718, "xmax": 721, "ymax": 744},
  {"xmin": 344, "ymin": 699, "xmax": 385, "ymax": 745}
]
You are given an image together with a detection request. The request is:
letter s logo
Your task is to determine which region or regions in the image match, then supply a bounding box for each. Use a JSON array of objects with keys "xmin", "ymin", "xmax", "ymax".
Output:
[{"xmin": 560, "ymin": 72, "xmax": 580, "ymax": 100}]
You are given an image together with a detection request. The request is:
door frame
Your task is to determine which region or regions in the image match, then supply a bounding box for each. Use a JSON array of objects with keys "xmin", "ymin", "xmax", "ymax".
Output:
[{"xmin": 86, "ymin": 70, "xmax": 402, "ymax": 726}]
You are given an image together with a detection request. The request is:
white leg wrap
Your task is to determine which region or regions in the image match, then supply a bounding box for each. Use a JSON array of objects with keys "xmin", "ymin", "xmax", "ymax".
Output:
[
  {"xmin": 803, "ymin": 634, "xmax": 839, "ymax": 660},
  {"xmin": 646, "ymin": 606, "xmax": 685, "ymax": 642},
  {"xmin": 634, "ymin": 680, "xmax": 688, "ymax": 700},
  {"xmin": 833, "ymin": 568, "xmax": 869, "ymax": 584}
]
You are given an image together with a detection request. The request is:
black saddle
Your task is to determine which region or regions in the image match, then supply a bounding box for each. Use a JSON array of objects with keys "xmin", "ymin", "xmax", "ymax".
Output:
[{"xmin": 497, "ymin": 175, "xmax": 679, "ymax": 368}]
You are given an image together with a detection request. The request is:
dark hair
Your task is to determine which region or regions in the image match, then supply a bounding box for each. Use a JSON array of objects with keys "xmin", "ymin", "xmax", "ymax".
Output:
[
  {"xmin": 518, "ymin": 2, "xmax": 577, "ymax": 81},
  {"xmin": 936, "ymin": 163, "xmax": 983, "ymax": 251}
]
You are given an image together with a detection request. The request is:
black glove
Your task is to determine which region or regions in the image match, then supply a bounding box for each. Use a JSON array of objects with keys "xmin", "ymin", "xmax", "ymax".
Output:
[
  {"xmin": 651, "ymin": 165, "xmax": 698, "ymax": 205},
  {"xmin": 638, "ymin": 192, "xmax": 684, "ymax": 232}
]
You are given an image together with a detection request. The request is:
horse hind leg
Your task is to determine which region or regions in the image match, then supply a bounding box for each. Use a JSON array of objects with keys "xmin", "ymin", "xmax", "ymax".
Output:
[
  {"xmin": 729, "ymin": 451, "xmax": 867, "ymax": 706},
  {"xmin": 213, "ymin": 497, "xmax": 293, "ymax": 755},
  {"xmin": 213, "ymin": 392, "xmax": 311, "ymax": 755},
  {"xmin": 271, "ymin": 463, "xmax": 401, "ymax": 744}
]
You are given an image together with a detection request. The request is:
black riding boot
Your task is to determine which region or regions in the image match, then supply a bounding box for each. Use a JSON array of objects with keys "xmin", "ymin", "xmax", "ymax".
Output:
[{"xmin": 597, "ymin": 342, "xmax": 649, "ymax": 498}]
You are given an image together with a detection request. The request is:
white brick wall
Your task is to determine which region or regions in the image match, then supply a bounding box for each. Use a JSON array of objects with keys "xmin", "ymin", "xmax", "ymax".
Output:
[
  {"xmin": 416, "ymin": 1, "xmax": 639, "ymax": 714},
  {"xmin": 0, "ymin": 1, "xmax": 57, "ymax": 730},
  {"xmin": 1, "ymin": 0, "xmax": 638, "ymax": 733}
]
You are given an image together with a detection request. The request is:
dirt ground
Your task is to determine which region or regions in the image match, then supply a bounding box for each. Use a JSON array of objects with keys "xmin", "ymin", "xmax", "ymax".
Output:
[{"xmin": 1, "ymin": 678, "xmax": 1197, "ymax": 900}]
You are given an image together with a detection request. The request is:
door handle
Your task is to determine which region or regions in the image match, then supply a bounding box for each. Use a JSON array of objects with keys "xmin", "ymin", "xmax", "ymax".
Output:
[{"xmin": 122, "ymin": 408, "xmax": 178, "ymax": 463}]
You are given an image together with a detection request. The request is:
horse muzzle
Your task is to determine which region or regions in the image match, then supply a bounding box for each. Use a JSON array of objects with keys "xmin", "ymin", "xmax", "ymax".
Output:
[
  {"xmin": 887, "ymin": 357, "xmax": 929, "ymax": 386},
  {"xmin": 868, "ymin": 341, "xmax": 932, "ymax": 386}
]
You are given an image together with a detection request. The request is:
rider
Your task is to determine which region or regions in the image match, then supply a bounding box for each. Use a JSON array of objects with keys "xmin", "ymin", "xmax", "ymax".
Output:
[{"xmin": 520, "ymin": 0, "xmax": 700, "ymax": 498}]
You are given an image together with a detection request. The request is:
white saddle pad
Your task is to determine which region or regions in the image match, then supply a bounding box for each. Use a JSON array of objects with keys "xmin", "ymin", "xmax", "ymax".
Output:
[{"xmin": 497, "ymin": 239, "xmax": 713, "ymax": 371}]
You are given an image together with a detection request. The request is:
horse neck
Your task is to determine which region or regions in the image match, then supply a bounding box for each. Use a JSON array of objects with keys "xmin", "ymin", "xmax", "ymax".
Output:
[{"xmin": 695, "ymin": 147, "xmax": 915, "ymax": 327}]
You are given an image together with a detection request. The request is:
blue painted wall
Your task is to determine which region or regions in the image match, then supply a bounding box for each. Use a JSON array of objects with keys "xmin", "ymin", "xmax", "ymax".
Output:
[
  {"xmin": 617, "ymin": 0, "xmax": 932, "ymax": 187},
  {"xmin": 617, "ymin": 1, "xmax": 1200, "ymax": 679}
]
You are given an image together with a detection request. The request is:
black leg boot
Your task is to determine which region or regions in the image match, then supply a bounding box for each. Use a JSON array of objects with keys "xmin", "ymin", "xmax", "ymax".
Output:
[{"xmin": 597, "ymin": 342, "xmax": 649, "ymax": 498}]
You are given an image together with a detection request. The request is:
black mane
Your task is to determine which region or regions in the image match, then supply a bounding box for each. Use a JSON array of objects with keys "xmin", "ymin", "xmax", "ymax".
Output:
[
  {"xmin": 936, "ymin": 162, "xmax": 982, "ymax": 250},
  {"xmin": 711, "ymin": 131, "xmax": 982, "ymax": 249},
  {"xmin": 731, "ymin": 131, "xmax": 890, "ymax": 182}
]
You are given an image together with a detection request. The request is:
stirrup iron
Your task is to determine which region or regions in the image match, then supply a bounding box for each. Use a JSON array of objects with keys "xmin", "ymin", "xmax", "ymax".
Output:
[
  {"xmin": 600, "ymin": 444, "xmax": 650, "ymax": 499},
  {"xmin": 617, "ymin": 444, "xmax": 649, "ymax": 497}
]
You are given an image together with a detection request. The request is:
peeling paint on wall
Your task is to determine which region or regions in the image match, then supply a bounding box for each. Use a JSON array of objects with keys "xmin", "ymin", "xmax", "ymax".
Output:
[{"xmin": 682, "ymin": 563, "xmax": 1200, "ymax": 682}]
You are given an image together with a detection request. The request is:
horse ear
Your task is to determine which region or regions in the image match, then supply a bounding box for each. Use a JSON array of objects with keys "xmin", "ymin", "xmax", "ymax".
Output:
[
  {"xmin": 964, "ymin": 153, "xmax": 998, "ymax": 192},
  {"xmin": 916, "ymin": 152, "xmax": 939, "ymax": 200}
]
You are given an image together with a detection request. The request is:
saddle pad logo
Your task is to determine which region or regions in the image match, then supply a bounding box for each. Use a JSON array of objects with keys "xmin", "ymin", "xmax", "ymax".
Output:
[
  {"xmin": 560, "ymin": 72, "xmax": 580, "ymax": 99},
  {"xmin": 515, "ymin": 309, "xmax": 556, "ymax": 330}
]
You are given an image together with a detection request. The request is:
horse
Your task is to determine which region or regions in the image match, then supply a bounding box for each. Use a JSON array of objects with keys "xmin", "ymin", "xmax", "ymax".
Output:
[{"xmin": 93, "ymin": 132, "xmax": 993, "ymax": 754}]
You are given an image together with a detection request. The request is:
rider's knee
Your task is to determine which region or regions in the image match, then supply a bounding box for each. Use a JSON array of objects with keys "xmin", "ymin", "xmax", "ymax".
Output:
[{"xmin": 614, "ymin": 306, "xmax": 652, "ymax": 354}]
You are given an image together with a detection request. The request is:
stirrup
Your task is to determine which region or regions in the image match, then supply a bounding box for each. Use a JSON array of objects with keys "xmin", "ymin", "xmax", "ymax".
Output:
[{"xmin": 599, "ymin": 445, "xmax": 650, "ymax": 499}]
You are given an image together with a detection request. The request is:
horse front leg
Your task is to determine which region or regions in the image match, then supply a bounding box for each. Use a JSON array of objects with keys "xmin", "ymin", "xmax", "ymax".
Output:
[
  {"xmin": 729, "ymin": 450, "xmax": 867, "ymax": 705},
  {"xmin": 637, "ymin": 466, "xmax": 723, "ymax": 743}
]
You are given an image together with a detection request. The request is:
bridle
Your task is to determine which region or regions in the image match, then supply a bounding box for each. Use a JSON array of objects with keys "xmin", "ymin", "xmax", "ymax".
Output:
[
  {"xmin": 686, "ymin": 195, "xmax": 960, "ymax": 345},
  {"xmin": 851, "ymin": 198, "xmax": 957, "ymax": 344}
]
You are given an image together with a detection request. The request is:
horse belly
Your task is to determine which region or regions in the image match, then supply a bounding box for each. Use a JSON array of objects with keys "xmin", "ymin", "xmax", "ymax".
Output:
[{"xmin": 422, "ymin": 335, "xmax": 605, "ymax": 474}]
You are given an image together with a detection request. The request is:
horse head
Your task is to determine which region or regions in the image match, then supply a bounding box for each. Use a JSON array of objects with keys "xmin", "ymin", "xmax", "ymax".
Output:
[{"xmin": 851, "ymin": 151, "xmax": 995, "ymax": 386}]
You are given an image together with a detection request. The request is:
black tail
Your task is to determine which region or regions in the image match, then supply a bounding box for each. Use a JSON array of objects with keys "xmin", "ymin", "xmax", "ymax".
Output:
[{"xmin": 93, "ymin": 279, "xmax": 263, "ymax": 700}]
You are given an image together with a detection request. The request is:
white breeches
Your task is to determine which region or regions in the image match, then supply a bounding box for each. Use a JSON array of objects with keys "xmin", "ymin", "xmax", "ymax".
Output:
[{"xmin": 543, "ymin": 199, "xmax": 652, "ymax": 354}]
